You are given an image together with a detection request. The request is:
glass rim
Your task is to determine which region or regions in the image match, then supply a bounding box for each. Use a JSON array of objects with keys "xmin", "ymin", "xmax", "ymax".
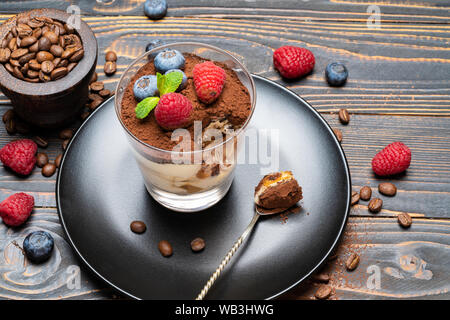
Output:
[{"xmin": 114, "ymin": 41, "xmax": 257, "ymax": 155}]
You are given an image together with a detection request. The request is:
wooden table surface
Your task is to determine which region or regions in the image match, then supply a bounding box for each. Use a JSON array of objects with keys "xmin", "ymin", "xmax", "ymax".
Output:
[{"xmin": 0, "ymin": 0, "xmax": 449, "ymax": 300}]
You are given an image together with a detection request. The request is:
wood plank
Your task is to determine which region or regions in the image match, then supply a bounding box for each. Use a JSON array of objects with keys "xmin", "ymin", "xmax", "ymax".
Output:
[
  {"xmin": 1, "ymin": 15, "xmax": 447, "ymax": 115},
  {"xmin": 1, "ymin": 113, "xmax": 449, "ymax": 218},
  {"xmin": 0, "ymin": 0, "xmax": 449, "ymax": 23},
  {"xmin": 0, "ymin": 207, "xmax": 113, "ymax": 299},
  {"xmin": 281, "ymin": 217, "xmax": 450, "ymax": 300}
]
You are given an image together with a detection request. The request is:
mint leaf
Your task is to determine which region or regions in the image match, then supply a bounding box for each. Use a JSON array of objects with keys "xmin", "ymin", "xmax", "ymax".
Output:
[
  {"xmin": 135, "ymin": 97, "xmax": 159, "ymax": 119},
  {"xmin": 156, "ymin": 72, "xmax": 164, "ymax": 95},
  {"xmin": 161, "ymin": 71, "xmax": 183, "ymax": 95}
]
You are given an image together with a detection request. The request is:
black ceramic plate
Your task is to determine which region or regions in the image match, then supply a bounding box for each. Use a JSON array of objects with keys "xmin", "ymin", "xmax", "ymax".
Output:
[{"xmin": 57, "ymin": 75, "xmax": 351, "ymax": 300}]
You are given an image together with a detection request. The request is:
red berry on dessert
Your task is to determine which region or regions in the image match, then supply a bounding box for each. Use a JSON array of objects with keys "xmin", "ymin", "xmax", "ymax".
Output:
[
  {"xmin": 0, "ymin": 139, "xmax": 37, "ymax": 176},
  {"xmin": 372, "ymin": 142, "xmax": 411, "ymax": 176},
  {"xmin": 193, "ymin": 61, "xmax": 226, "ymax": 104},
  {"xmin": 0, "ymin": 192, "xmax": 34, "ymax": 227},
  {"xmin": 155, "ymin": 92, "xmax": 193, "ymax": 130},
  {"xmin": 273, "ymin": 46, "xmax": 315, "ymax": 79}
]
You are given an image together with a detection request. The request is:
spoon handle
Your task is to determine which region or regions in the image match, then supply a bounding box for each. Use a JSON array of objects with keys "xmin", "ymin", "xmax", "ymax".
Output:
[{"xmin": 195, "ymin": 212, "xmax": 260, "ymax": 300}]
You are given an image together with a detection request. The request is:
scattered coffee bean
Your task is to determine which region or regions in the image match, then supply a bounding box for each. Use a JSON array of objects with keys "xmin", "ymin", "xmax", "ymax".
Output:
[
  {"xmin": 2, "ymin": 109, "xmax": 14, "ymax": 123},
  {"xmin": 312, "ymin": 272, "xmax": 330, "ymax": 283},
  {"xmin": 90, "ymin": 72, "xmax": 98, "ymax": 84},
  {"xmin": 190, "ymin": 237, "xmax": 206, "ymax": 252},
  {"xmin": 42, "ymin": 162, "xmax": 56, "ymax": 177},
  {"xmin": 36, "ymin": 153, "xmax": 49, "ymax": 168},
  {"xmin": 378, "ymin": 182, "xmax": 397, "ymax": 196},
  {"xmin": 368, "ymin": 198, "xmax": 383, "ymax": 213},
  {"xmin": 99, "ymin": 89, "xmax": 111, "ymax": 98},
  {"xmin": 55, "ymin": 153, "xmax": 63, "ymax": 168},
  {"xmin": 345, "ymin": 253, "xmax": 360, "ymax": 271},
  {"xmin": 332, "ymin": 128, "xmax": 342, "ymax": 143},
  {"xmin": 158, "ymin": 240, "xmax": 173, "ymax": 257},
  {"xmin": 33, "ymin": 135, "xmax": 48, "ymax": 148},
  {"xmin": 59, "ymin": 128, "xmax": 73, "ymax": 140},
  {"xmin": 359, "ymin": 186, "xmax": 372, "ymax": 201},
  {"xmin": 338, "ymin": 108, "xmax": 350, "ymax": 124},
  {"xmin": 88, "ymin": 93, "xmax": 102, "ymax": 101},
  {"xmin": 351, "ymin": 191, "xmax": 360, "ymax": 206},
  {"xmin": 398, "ymin": 212, "xmax": 412, "ymax": 228},
  {"xmin": 104, "ymin": 61, "xmax": 116, "ymax": 76},
  {"xmin": 105, "ymin": 51, "xmax": 117, "ymax": 62},
  {"xmin": 5, "ymin": 118, "xmax": 16, "ymax": 134},
  {"xmin": 90, "ymin": 81, "xmax": 104, "ymax": 92},
  {"xmin": 89, "ymin": 99, "xmax": 103, "ymax": 111},
  {"xmin": 314, "ymin": 285, "xmax": 332, "ymax": 300},
  {"xmin": 130, "ymin": 221, "xmax": 146, "ymax": 234},
  {"xmin": 62, "ymin": 139, "xmax": 70, "ymax": 150}
]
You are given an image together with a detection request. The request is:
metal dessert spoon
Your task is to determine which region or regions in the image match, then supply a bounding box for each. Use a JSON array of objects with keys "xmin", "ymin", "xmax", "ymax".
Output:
[{"xmin": 195, "ymin": 205, "xmax": 287, "ymax": 300}]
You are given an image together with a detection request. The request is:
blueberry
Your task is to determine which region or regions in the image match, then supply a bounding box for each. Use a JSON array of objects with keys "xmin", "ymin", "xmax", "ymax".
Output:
[
  {"xmin": 154, "ymin": 49, "xmax": 185, "ymax": 73},
  {"xmin": 165, "ymin": 69, "xmax": 187, "ymax": 91},
  {"xmin": 144, "ymin": 0, "xmax": 167, "ymax": 20},
  {"xmin": 133, "ymin": 75, "xmax": 158, "ymax": 101},
  {"xmin": 325, "ymin": 62, "xmax": 348, "ymax": 87},
  {"xmin": 23, "ymin": 231, "xmax": 54, "ymax": 263}
]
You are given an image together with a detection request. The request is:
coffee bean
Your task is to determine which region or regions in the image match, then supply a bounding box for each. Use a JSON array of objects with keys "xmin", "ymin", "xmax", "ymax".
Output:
[
  {"xmin": 27, "ymin": 69, "xmax": 39, "ymax": 79},
  {"xmin": 368, "ymin": 198, "xmax": 383, "ymax": 213},
  {"xmin": 88, "ymin": 93, "xmax": 103, "ymax": 101},
  {"xmin": 351, "ymin": 191, "xmax": 360, "ymax": 206},
  {"xmin": 70, "ymin": 49, "xmax": 84, "ymax": 62},
  {"xmin": 32, "ymin": 27, "xmax": 42, "ymax": 39},
  {"xmin": 11, "ymin": 48, "xmax": 28, "ymax": 59},
  {"xmin": 332, "ymin": 128, "xmax": 342, "ymax": 143},
  {"xmin": 64, "ymin": 23, "xmax": 75, "ymax": 34},
  {"xmin": 24, "ymin": 77, "xmax": 39, "ymax": 83},
  {"xmin": 55, "ymin": 153, "xmax": 63, "ymax": 168},
  {"xmin": 8, "ymin": 37, "xmax": 17, "ymax": 51},
  {"xmin": 33, "ymin": 135, "xmax": 48, "ymax": 148},
  {"xmin": 36, "ymin": 152, "xmax": 49, "ymax": 168},
  {"xmin": 105, "ymin": 51, "xmax": 117, "ymax": 62},
  {"xmin": 378, "ymin": 182, "xmax": 397, "ymax": 196},
  {"xmin": 40, "ymin": 60, "xmax": 54, "ymax": 74},
  {"xmin": 130, "ymin": 221, "xmax": 146, "ymax": 234},
  {"xmin": 61, "ymin": 46, "xmax": 77, "ymax": 59},
  {"xmin": 39, "ymin": 70, "xmax": 51, "ymax": 82},
  {"xmin": 359, "ymin": 186, "xmax": 372, "ymax": 201},
  {"xmin": 104, "ymin": 61, "xmax": 116, "ymax": 76},
  {"xmin": 17, "ymin": 23, "xmax": 32, "ymax": 37},
  {"xmin": 18, "ymin": 52, "xmax": 35, "ymax": 65},
  {"xmin": 50, "ymin": 67, "xmax": 68, "ymax": 80},
  {"xmin": 59, "ymin": 128, "xmax": 73, "ymax": 140},
  {"xmin": 5, "ymin": 63, "xmax": 14, "ymax": 74},
  {"xmin": 338, "ymin": 108, "xmax": 350, "ymax": 124},
  {"xmin": 0, "ymin": 48, "xmax": 11, "ymax": 63},
  {"xmin": 67, "ymin": 62, "xmax": 77, "ymax": 72},
  {"xmin": 2, "ymin": 109, "xmax": 14, "ymax": 123},
  {"xmin": 36, "ymin": 51, "xmax": 54, "ymax": 63},
  {"xmin": 345, "ymin": 253, "xmax": 360, "ymax": 271},
  {"xmin": 38, "ymin": 36, "xmax": 51, "ymax": 51},
  {"xmin": 312, "ymin": 272, "xmax": 330, "ymax": 283},
  {"xmin": 158, "ymin": 240, "xmax": 173, "ymax": 257},
  {"xmin": 29, "ymin": 41, "xmax": 39, "ymax": 53},
  {"xmin": 89, "ymin": 99, "xmax": 103, "ymax": 111},
  {"xmin": 5, "ymin": 118, "xmax": 16, "ymax": 134},
  {"xmin": 314, "ymin": 285, "xmax": 332, "ymax": 300},
  {"xmin": 99, "ymin": 89, "xmax": 112, "ymax": 98},
  {"xmin": 90, "ymin": 81, "xmax": 104, "ymax": 92},
  {"xmin": 43, "ymin": 31, "xmax": 59, "ymax": 44},
  {"xmin": 13, "ymin": 66, "xmax": 24, "ymax": 79},
  {"xmin": 28, "ymin": 59, "xmax": 41, "ymax": 70},
  {"xmin": 398, "ymin": 212, "xmax": 412, "ymax": 228},
  {"xmin": 20, "ymin": 36, "xmax": 37, "ymax": 47},
  {"xmin": 90, "ymin": 72, "xmax": 98, "ymax": 84},
  {"xmin": 62, "ymin": 139, "xmax": 70, "ymax": 150},
  {"xmin": 57, "ymin": 59, "xmax": 68, "ymax": 68},
  {"xmin": 80, "ymin": 111, "xmax": 90, "ymax": 121},
  {"xmin": 9, "ymin": 58, "xmax": 20, "ymax": 68},
  {"xmin": 42, "ymin": 162, "xmax": 56, "ymax": 177},
  {"xmin": 50, "ymin": 44, "xmax": 63, "ymax": 57},
  {"xmin": 190, "ymin": 237, "xmax": 205, "ymax": 252},
  {"xmin": 20, "ymin": 62, "xmax": 29, "ymax": 74}
]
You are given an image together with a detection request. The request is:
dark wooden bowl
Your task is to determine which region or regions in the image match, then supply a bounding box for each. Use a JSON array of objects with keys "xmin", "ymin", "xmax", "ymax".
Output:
[{"xmin": 0, "ymin": 9, "xmax": 97, "ymax": 128}]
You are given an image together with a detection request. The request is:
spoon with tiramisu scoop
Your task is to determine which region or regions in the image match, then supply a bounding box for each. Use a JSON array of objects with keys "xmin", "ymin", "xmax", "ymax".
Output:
[{"xmin": 195, "ymin": 171, "xmax": 303, "ymax": 300}]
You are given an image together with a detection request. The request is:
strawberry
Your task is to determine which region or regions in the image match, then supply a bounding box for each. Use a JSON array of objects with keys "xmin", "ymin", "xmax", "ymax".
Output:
[
  {"xmin": 0, "ymin": 193, "xmax": 34, "ymax": 227},
  {"xmin": 273, "ymin": 46, "xmax": 315, "ymax": 79},
  {"xmin": 372, "ymin": 142, "xmax": 411, "ymax": 176},
  {"xmin": 155, "ymin": 92, "xmax": 193, "ymax": 130},
  {"xmin": 193, "ymin": 61, "xmax": 226, "ymax": 104},
  {"xmin": 0, "ymin": 139, "xmax": 37, "ymax": 175}
]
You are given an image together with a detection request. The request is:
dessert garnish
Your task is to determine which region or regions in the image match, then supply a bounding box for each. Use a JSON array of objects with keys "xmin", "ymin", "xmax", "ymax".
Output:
[
  {"xmin": 325, "ymin": 62, "xmax": 348, "ymax": 87},
  {"xmin": 144, "ymin": 0, "xmax": 168, "ymax": 21},
  {"xmin": 273, "ymin": 45, "xmax": 315, "ymax": 79},
  {"xmin": 154, "ymin": 92, "xmax": 193, "ymax": 130},
  {"xmin": 23, "ymin": 231, "xmax": 54, "ymax": 263},
  {"xmin": 0, "ymin": 139, "xmax": 37, "ymax": 175},
  {"xmin": 371, "ymin": 141, "xmax": 411, "ymax": 176},
  {"xmin": 154, "ymin": 49, "xmax": 185, "ymax": 73},
  {"xmin": 0, "ymin": 192, "xmax": 34, "ymax": 227},
  {"xmin": 193, "ymin": 61, "xmax": 226, "ymax": 104},
  {"xmin": 165, "ymin": 69, "xmax": 187, "ymax": 91},
  {"xmin": 134, "ymin": 70, "xmax": 183, "ymax": 119},
  {"xmin": 133, "ymin": 75, "xmax": 158, "ymax": 101},
  {"xmin": 254, "ymin": 171, "xmax": 303, "ymax": 211}
]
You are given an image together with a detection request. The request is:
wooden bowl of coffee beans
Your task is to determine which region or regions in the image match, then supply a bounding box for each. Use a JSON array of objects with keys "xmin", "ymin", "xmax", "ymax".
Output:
[{"xmin": 0, "ymin": 8, "xmax": 97, "ymax": 128}]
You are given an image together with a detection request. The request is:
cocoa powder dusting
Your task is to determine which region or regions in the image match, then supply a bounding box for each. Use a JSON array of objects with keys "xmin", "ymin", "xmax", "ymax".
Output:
[{"xmin": 120, "ymin": 53, "xmax": 252, "ymax": 151}]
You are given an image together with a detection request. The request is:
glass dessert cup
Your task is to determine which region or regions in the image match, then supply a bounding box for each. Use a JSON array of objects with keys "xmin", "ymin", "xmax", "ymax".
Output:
[{"xmin": 115, "ymin": 42, "xmax": 256, "ymax": 212}]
